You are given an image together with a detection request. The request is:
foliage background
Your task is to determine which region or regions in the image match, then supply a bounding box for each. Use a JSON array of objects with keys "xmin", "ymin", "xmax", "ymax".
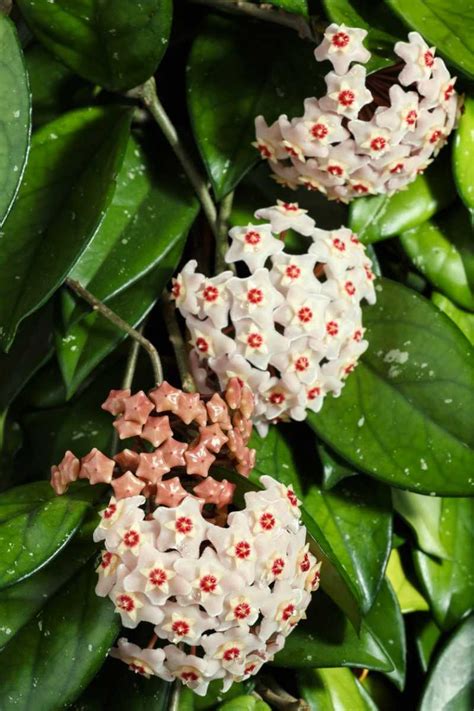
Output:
[{"xmin": 0, "ymin": 0, "xmax": 473, "ymax": 709}]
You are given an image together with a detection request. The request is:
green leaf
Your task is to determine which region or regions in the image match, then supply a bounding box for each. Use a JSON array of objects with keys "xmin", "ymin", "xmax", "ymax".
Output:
[
  {"xmin": 67, "ymin": 134, "xmax": 198, "ymax": 318},
  {"xmin": 413, "ymin": 497, "xmax": 474, "ymax": 630},
  {"xmin": 299, "ymin": 667, "xmax": 378, "ymax": 711},
  {"xmin": 0, "ymin": 561, "xmax": 120, "ymax": 710},
  {"xmin": 274, "ymin": 580, "xmax": 403, "ymax": 677},
  {"xmin": 322, "ymin": 0, "xmax": 405, "ymax": 72},
  {"xmin": 385, "ymin": 0, "xmax": 474, "ymax": 78},
  {"xmin": 250, "ymin": 423, "xmax": 303, "ymax": 495},
  {"xmin": 432, "ymin": 292, "xmax": 474, "ymax": 345},
  {"xmin": 386, "ymin": 549, "xmax": 429, "ymax": 613},
  {"xmin": 187, "ymin": 15, "xmax": 325, "ymax": 199},
  {"xmin": 217, "ymin": 698, "xmax": 270, "ymax": 711},
  {"xmin": 414, "ymin": 615, "xmax": 441, "ymax": 672},
  {"xmin": 0, "ymin": 14, "xmax": 31, "ymax": 226},
  {"xmin": 392, "ymin": 489, "xmax": 447, "ymax": 558},
  {"xmin": 420, "ymin": 616, "xmax": 474, "ymax": 711},
  {"xmin": 453, "ymin": 95, "xmax": 474, "ymax": 215},
  {"xmin": 400, "ymin": 209, "xmax": 474, "ymax": 310},
  {"xmin": 308, "ymin": 279, "xmax": 474, "ymax": 496},
  {"xmin": 303, "ymin": 475, "xmax": 392, "ymax": 614},
  {"xmin": 0, "ymin": 106, "xmax": 131, "ymax": 351},
  {"xmin": 0, "ymin": 481, "xmax": 95, "ymax": 590},
  {"xmin": 349, "ymin": 152, "xmax": 456, "ymax": 243},
  {"xmin": 16, "ymin": 0, "xmax": 173, "ymax": 91},
  {"xmin": 0, "ymin": 303, "xmax": 54, "ymax": 411},
  {"xmin": 0, "ymin": 522, "xmax": 97, "ymax": 647},
  {"xmin": 318, "ymin": 445, "xmax": 359, "ymax": 490},
  {"xmin": 25, "ymin": 44, "xmax": 92, "ymax": 127},
  {"xmin": 265, "ymin": 0, "xmax": 308, "ymax": 15},
  {"xmin": 106, "ymin": 668, "xmax": 171, "ymax": 711}
]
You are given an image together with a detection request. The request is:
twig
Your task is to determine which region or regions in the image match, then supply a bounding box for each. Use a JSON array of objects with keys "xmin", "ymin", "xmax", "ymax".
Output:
[
  {"xmin": 161, "ymin": 290, "xmax": 196, "ymax": 393},
  {"xmin": 215, "ymin": 191, "xmax": 234, "ymax": 273},
  {"xmin": 256, "ymin": 676, "xmax": 309, "ymax": 710},
  {"xmin": 189, "ymin": 0, "xmax": 317, "ymax": 41},
  {"xmin": 110, "ymin": 331, "xmax": 143, "ymax": 455},
  {"xmin": 136, "ymin": 78, "xmax": 219, "ymax": 239},
  {"xmin": 65, "ymin": 279, "xmax": 163, "ymax": 385}
]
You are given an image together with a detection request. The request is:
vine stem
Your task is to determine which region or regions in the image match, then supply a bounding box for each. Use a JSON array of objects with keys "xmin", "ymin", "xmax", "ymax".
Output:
[
  {"xmin": 110, "ymin": 331, "xmax": 143, "ymax": 455},
  {"xmin": 188, "ymin": 0, "xmax": 317, "ymax": 41},
  {"xmin": 215, "ymin": 190, "xmax": 234, "ymax": 273},
  {"xmin": 161, "ymin": 290, "xmax": 196, "ymax": 393},
  {"xmin": 136, "ymin": 78, "xmax": 219, "ymax": 240},
  {"xmin": 65, "ymin": 279, "xmax": 163, "ymax": 385}
]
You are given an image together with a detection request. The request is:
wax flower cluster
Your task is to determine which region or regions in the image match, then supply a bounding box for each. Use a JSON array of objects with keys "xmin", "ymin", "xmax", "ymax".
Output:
[
  {"xmin": 50, "ymin": 380, "xmax": 319, "ymax": 695},
  {"xmin": 173, "ymin": 200, "xmax": 376, "ymax": 434},
  {"xmin": 254, "ymin": 25, "xmax": 460, "ymax": 201}
]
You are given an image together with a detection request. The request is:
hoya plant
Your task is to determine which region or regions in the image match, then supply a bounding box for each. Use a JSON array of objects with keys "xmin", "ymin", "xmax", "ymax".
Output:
[{"xmin": 0, "ymin": 1, "xmax": 472, "ymax": 710}]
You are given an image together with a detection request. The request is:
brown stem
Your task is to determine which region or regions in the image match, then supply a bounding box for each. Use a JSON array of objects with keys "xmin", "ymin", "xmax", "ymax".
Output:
[
  {"xmin": 65, "ymin": 279, "xmax": 163, "ymax": 385},
  {"xmin": 161, "ymin": 290, "xmax": 196, "ymax": 393}
]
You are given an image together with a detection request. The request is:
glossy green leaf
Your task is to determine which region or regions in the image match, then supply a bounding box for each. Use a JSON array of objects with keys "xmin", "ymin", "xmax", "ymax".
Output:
[
  {"xmin": 25, "ymin": 44, "xmax": 92, "ymax": 127},
  {"xmin": 308, "ymin": 279, "xmax": 474, "ymax": 496},
  {"xmin": 420, "ymin": 616, "xmax": 474, "ymax": 711},
  {"xmin": 0, "ymin": 561, "xmax": 120, "ymax": 710},
  {"xmin": 187, "ymin": 15, "xmax": 325, "ymax": 199},
  {"xmin": 68, "ymin": 134, "xmax": 198, "ymax": 319},
  {"xmin": 0, "ymin": 481, "xmax": 95, "ymax": 590},
  {"xmin": 392, "ymin": 489, "xmax": 447, "ymax": 558},
  {"xmin": 400, "ymin": 209, "xmax": 474, "ymax": 310},
  {"xmin": 432, "ymin": 292, "xmax": 474, "ymax": 345},
  {"xmin": 349, "ymin": 152, "xmax": 456, "ymax": 243},
  {"xmin": 304, "ymin": 475, "xmax": 392, "ymax": 614},
  {"xmin": 0, "ymin": 106, "xmax": 131, "ymax": 351},
  {"xmin": 106, "ymin": 667, "xmax": 171, "ymax": 711},
  {"xmin": 217, "ymin": 698, "xmax": 270, "ymax": 711},
  {"xmin": 453, "ymin": 96, "xmax": 474, "ymax": 215},
  {"xmin": 0, "ymin": 303, "xmax": 54, "ymax": 411},
  {"xmin": 274, "ymin": 580, "xmax": 403, "ymax": 677},
  {"xmin": 385, "ymin": 0, "xmax": 474, "ymax": 78},
  {"xmin": 266, "ymin": 0, "xmax": 307, "ymax": 15},
  {"xmin": 413, "ymin": 497, "xmax": 474, "ymax": 630},
  {"xmin": 299, "ymin": 667, "xmax": 378, "ymax": 711},
  {"xmin": 318, "ymin": 445, "xmax": 359, "ymax": 490},
  {"xmin": 0, "ymin": 14, "xmax": 30, "ymax": 226},
  {"xmin": 386, "ymin": 549, "xmax": 429, "ymax": 613},
  {"xmin": 322, "ymin": 0, "xmax": 405, "ymax": 72},
  {"xmin": 414, "ymin": 615, "xmax": 441, "ymax": 672},
  {"xmin": 57, "ymin": 239, "xmax": 183, "ymax": 397},
  {"xmin": 0, "ymin": 522, "xmax": 97, "ymax": 647},
  {"xmin": 16, "ymin": 0, "xmax": 173, "ymax": 91},
  {"xmin": 250, "ymin": 423, "xmax": 303, "ymax": 495}
]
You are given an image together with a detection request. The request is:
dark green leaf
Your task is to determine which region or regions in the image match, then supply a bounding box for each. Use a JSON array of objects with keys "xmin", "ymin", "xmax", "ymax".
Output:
[
  {"xmin": 0, "ymin": 14, "xmax": 30, "ymax": 226},
  {"xmin": 392, "ymin": 489, "xmax": 447, "ymax": 558},
  {"xmin": 400, "ymin": 209, "xmax": 474, "ymax": 310},
  {"xmin": 413, "ymin": 497, "xmax": 474, "ymax": 630},
  {"xmin": 386, "ymin": 549, "xmax": 429, "ymax": 614},
  {"xmin": 385, "ymin": 0, "xmax": 474, "ymax": 78},
  {"xmin": 453, "ymin": 95, "xmax": 474, "ymax": 215},
  {"xmin": 0, "ymin": 481, "xmax": 95, "ymax": 590},
  {"xmin": 265, "ymin": 0, "xmax": 308, "ymax": 15},
  {"xmin": 299, "ymin": 667, "xmax": 378, "ymax": 710},
  {"xmin": 0, "ymin": 561, "xmax": 120, "ymax": 710},
  {"xmin": 0, "ymin": 106, "xmax": 131, "ymax": 351},
  {"xmin": 217, "ymin": 698, "xmax": 270, "ymax": 711},
  {"xmin": 68, "ymin": 134, "xmax": 198, "ymax": 318},
  {"xmin": 25, "ymin": 44, "xmax": 92, "ymax": 127},
  {"xmin": 432, "ymin": 292, "xmax": 474, "ymax": 345},
  {"xmin": 309, "ymin": 279, "xmax": 474, "ymax": 496},
  {"xmin": 250, "ymin": 423, "xmax": 303, "ymax": 495},
  {"xmin": 414, "ymin": 615, "xmax": 441, "ymax": 672},
  {"xmin": 318, "ymin": 444, "xmax": 359, "ymax": 490},
  {"xmin": 187, "ymin": 15, "xmax": 325, "ymax": 199},
  {"xmin": 420, "ymin": 616, "xmax": 474, "ymax": 711},
  {"xmin": 349, "ymin": 152, "xmax": 456, "ymax": 243},
  {"xmin": 106, "ymin": 665, "xmax": 171, "ymax": 711},
  {"xmin": 16, "ymin": 0, "xmax": 173, "ymax": 91},
  {"xmin": 322, "ymin": 0, "xmax": 405, "ymax": 72}
]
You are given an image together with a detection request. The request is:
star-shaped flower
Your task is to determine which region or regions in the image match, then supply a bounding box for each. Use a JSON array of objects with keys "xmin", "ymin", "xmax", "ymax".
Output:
[
  {"xmin": 254, "ymin": 200, "xmax": 316, "ymax": 236},
  {"xmin": 226, "ymin": 223, "xmax": 283, "ymax": 271},
  {"xmin": 315, "ymin": 23, "xmax": 371, "ymax": 75}
]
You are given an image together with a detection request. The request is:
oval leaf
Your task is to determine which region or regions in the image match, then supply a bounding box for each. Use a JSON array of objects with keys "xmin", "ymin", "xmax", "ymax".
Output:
[
  {"xmin": 453, "ymin": 95, "xmax": 474, "ymax": 215},
  {"xmin": 299, "ymin": 667, "xmax": 378, "ymax": 711},
  {"xmin": 0, "ymin": 14, "xmax": 30, "ymax": 226},
  {"xmin": 309, "ymin": 279, "xmax": 474, "ymax": 496},
  {"xmin": 349, "ymin": 152, "xmax": 456, "ymax": 243},
  {"xmin": 16, "ymin": 0, "xmax": 172, "ymax": 91},
  {"xmin": 0, "ymin": 106, "xmax": 131, "ymax": 351},
  {"xmin": 392, "ymin": 489, "xmax": 448, "ymax": 558}
]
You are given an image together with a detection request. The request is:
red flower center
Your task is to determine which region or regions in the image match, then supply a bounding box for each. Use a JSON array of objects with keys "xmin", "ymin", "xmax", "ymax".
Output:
[
  {"xmin": 353, "ymin": 183, "xmax": 369, "ymax": 194},
  {"xmin": 370, "ymin": 136, "xmax": 387, "ymax": 152},
  {"xmin": 344, "ymin": 363, "xmax": 356, "ymax": 375},
  {"xmin": 223, "ymin": 646, "xmax": 241, "ymax": 661},
  {"xmin": 333, "ymin": 238, "xmax": 346, "ymax": 252},
  {"xmin": 311, "ymin": 569, "xmax": 321, "ymax": 588},
  {"xmin": 117, "ymin": 594, "xmax": 135, "ymax": 612},
  {"xmin": 295, "ymin": 356, "xmax": 310, "ymax": 372},
  {"xmin": 282, "ymin": 603, "xmax": 295, "ymax": 621},
  {"xmin": 181, "ymin": 670, "xmax": 199, "ymax": 682},
  {"xmin": 235, "ymin": 541, "xmax": 251, "ymax": 559},
  {"xmin": 430, "ymin": 129, "xmax": 442, "ymax": 144},
  {"xmin": 272, "ymin": 557, "xmax": 285, "ymax": 576},
  {"xmin": 311, "ymin": 122, "xmax": 329, "ymax": 140},
  {"xmin": 269, "ymin": 391, "xmax": 285, "ymax": 405},
  {"xmin": 345, "ymin": 281, "xmax": 356, "ymax": 296},
  {"xmin": 245, "ymin": 230, "xmax": 261, "ymax": 246},
  {"xmin": 326, "ymin": 321, "xmax": 339, "ymax": 336},
  {"xmin": 300, "ymin": 553, "xmax": 311, "ymax": 572},
  {"xmin": 172, "ymin": 620, "xmax": 190, "ymax": 636},
  {"xmin": 390, "ymin": 162, "xmax": 404, "ymax": 174},
  {"xmin": 365, "ymin": 266, "xmax": 375, "ymax": 280},
  {"xmin": 331, "ymin": 31, "xmax": 350, "ymax": 48},
  {"xmin": 123, "ymin": 530, "xmax": 140, "ymax": 548},
  {"xmin": 424, "ymin": 50, "xmax": 434, "ymax": 67},
  {"xmin": 247, "ymin": 288, "xmax": 263, "ymax": 304},
  {"xmin": 353, "ymin": 329, "xmax": 363, "ymax": 342},
  {"xmin": 129, "ymin": 662, "xmax": 146, "ymax": 675},
  {"xmin": 307, "ymin": 386, "xmax": 321, "ymax": 400},
  {"xmin": 101, "ymin": 552, "xmax": 113, "ymax": 569},
  {"xmin": 258, "ymin": 144, "xmax": 271, "ymax": 159},
  {"xmin": 328, "ymin": 164, "xmax": 344, "ymax": 177},
  {"xmin": 245, "ymin": 662, "xmax": 257, "ymax": 674},
  {"xmin": 247, "ymin": 332, "xmax": 263, "ymax": 349},
  {"xmin": 338, "ymin": 89, "xmax": 355, "ymax": 107},
  {"xmin": 298, "ymin": 306, "xmax": 313, "ymax": 323},
  {"xmin": 260, "ymin": 512, "xmax": 276, "ymax": 530},
  {"xmin": 287, "ymin": 489, "xmax": 298, "ymax": 507},
  {"xmin": 286, "ymin": 264, "xmax": 301, "ymax": 279},
  {"xmin": 104, "ymin": 503, "xmax": 117, "ymax": 519},
  {"xmin": 202, "ymin": 285, "xmax": 219, "ymax": 302},
  {"xmin": 406, "ymin": 109, "xmax": 417, "ymax": 125},
  {"xmin": 200, "ymin": 574, "xmax": 218, "ymax": 593},
  {"xmin": 196, "ymin": 337, "xmax": 209, "ymax": 353},
  {"xmin": 444, "ymin": 84, "xmax": 454, "ymax": 101},
  {"xmin": 350, "ymin": 234, "xmax": 359, "ymax": 244},
  {"xmin": 282, "ymin": 202, "xmax": 299, "ymax": 212},
  {"xmin": 234, "ymin": 602, "xmax": 252, "ymax": 619},
  {"xmin": 171, "ymin": 281, "xmax": 181, "ymax": 298},
  {"xmin": 149, "ymin": 567, "xmax": 167, "ymax": 587},
  {"xmin": 176, "ymin": 516, "xmax": 193, "ymax": 534}
]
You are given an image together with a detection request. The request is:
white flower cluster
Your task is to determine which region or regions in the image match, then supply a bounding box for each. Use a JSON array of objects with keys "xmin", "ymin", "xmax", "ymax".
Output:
[
  {"xmin": 96, "ymin": 476, "xmax": 319, "ymax": 696},
  {"xmin": 173, "ymin": 201, "xmax": 375, "ymax": 434},
  {"xmin": 254, "ymin": 26, "xmax": 459, "ymax": 202}
]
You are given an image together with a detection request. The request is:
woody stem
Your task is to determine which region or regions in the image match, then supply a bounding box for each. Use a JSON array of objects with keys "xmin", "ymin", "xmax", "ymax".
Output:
[
  {"xmin": 161, "ymin": 290, "xmax": 196, "ymax": 393},
  {"xmin": 65, "ymin": 279, "xmax": 163, "ymax": 385}
]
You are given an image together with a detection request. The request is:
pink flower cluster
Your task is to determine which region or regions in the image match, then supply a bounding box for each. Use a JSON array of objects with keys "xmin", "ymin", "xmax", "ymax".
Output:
[
  {"xmin": 173, "ymin": 201, "xmax": 375, "ymax": 433},
  {"xmin": 96, "ymin": 476, "xmax": 319, "ymax": 695},
  {"xmin": 51, "ymin": 379, "xmax": 256, "ymax": 505},
  {"xmin": 254, "ymin": 25, "xmax": 459, "ymax": 201}
]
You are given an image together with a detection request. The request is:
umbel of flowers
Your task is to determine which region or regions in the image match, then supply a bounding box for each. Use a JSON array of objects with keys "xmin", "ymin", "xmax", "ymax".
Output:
[
  {"xmin": 254, "ymin": 25, "xmax": 460, "ymax": 201},
  {"xmin": 51, "ymin": 379, "xmax": 320, "ymax": 696},
  {"xmin": 173, "ymin": 201, "xmax": 376, "ymax": 434}
]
